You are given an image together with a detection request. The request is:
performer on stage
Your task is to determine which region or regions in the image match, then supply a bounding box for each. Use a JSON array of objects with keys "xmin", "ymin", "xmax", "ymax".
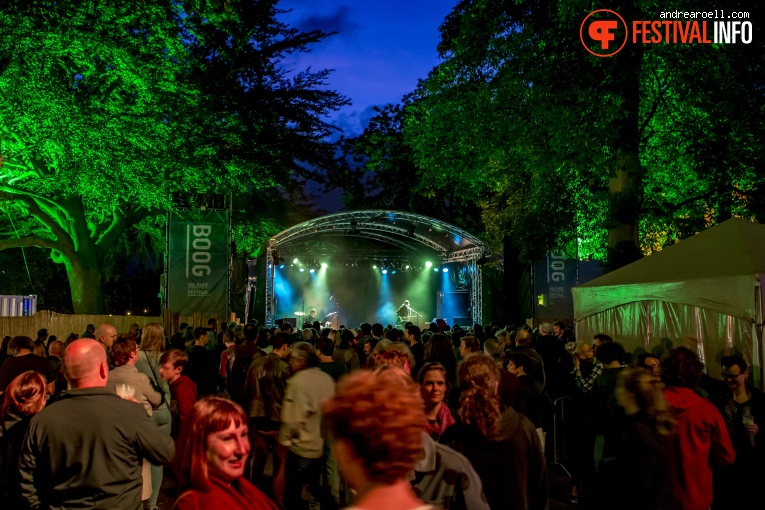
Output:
[
  {"xmin": 306, "ymin": 308, "xmax": 318, "ymax": 324},
  {"xmin": 396, "ymin": 300, "xmax": 414, "ymax": 324}
]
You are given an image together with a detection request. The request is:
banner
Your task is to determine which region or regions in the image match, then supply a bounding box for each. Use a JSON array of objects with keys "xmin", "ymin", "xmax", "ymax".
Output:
[
  {"xmin": 167, "ymin": 210, "xmax": 229, "ymax": 316},
  {"xmin": 534, "ymin": 249, "xmax": 577, "ymax": 321}
]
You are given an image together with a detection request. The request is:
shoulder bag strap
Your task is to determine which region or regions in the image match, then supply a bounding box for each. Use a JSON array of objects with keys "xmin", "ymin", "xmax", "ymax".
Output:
[{"xmin": 142, "ymin": 351, "xmax": 168, "ymax": 407}]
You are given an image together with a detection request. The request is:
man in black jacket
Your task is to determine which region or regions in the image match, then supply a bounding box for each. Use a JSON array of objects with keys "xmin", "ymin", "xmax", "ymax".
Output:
[{"xmin": 19, "ymin": 339, "xmax": 174, "ymax": 510}]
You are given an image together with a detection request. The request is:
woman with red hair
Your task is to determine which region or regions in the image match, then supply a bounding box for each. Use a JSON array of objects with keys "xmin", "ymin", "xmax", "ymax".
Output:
[
  {"xmin": 0, "ymin": 371, "xmax": 47, "ymax": 506},
  {"xmin": 173, "ymin": 396, "xmax": 278, "ymax": 510},
  {"xmin": 323, "ymin": 367, "xmax": 431, "ymax": 510}
]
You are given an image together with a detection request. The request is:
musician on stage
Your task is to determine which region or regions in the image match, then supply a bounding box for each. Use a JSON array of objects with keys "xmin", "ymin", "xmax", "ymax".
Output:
[
  {"xmin": 396, "ymin": 300, "xmax": 415, "ymax": 324},
  {"xmin": 306, "ymin": 308, "xmax": 318, "ymax": 324}
]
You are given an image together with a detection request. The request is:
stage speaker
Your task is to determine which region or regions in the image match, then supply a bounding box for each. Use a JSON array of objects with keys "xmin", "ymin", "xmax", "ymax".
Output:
[
  {"xmin": 453, "ymin": 317, "xmax": 471, "ymax": 328},
  {"xmin": 275, "ymin": 317, "xmax": 297, "ymax": 329}
]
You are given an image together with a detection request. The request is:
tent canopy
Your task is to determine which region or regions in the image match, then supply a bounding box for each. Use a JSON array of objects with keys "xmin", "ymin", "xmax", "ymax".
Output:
[{"xmin": 573, "ymin": 218, "xmax": 765, "ymax": 321}]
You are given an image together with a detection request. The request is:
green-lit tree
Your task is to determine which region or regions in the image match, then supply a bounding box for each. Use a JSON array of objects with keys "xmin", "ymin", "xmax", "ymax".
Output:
[
  {"xmin": 0, "ymin": 0, "xmax": 347, "ymax": 313},
  {"xmin": 403, "ymin": 0, "xmax": 765, "ymax": 267}
]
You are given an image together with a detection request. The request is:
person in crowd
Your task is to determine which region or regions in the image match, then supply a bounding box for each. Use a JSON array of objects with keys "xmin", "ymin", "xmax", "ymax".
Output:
[
  {"xmin": 94, "ymin": 323, "xmax": 118, "ymax": 350},
  {"xmin": 423, "ymin": 333, "xmax": 458, "ymax": 385},
  {"xmin": 170, "ymin": 323, "xmax": 189, "ymax": 350},
  {"xmin": 47, "ymin": 340, "xmax": 64, "ymax": 371},
  {"xmin": 136, "ymin": 322, "xmax": 172, "ymax": 510},
  {"xmin": 128, "ymin": 323, "xmax": 140, "ymax": 339},
  {"xmin": 220, "ymin": 330, "xmax": 237, "ymax": 388},
  {"xmin": 591, "ymin": 341, "xmax": 627, "ymax": 461},
  {"xmin": 418, "ymin": 362, "xmax": 455, "ymax": 441},
  {"xmin": 18, "ymin": 339, "xmax": 174, "ymax": 508},
  {"xmin": 0, "ymin": 371, "xmax": 47, "ymax": 507},
  {"xmin": 247, "ymin": 333, "xmax": 291, "ymax": 506},
  {"xmin": 206, "ymin": 317, "xmax": 219, "ymax": 351},
  {"xmin": 636, "ymin": 353, "xmax": 661, "ymax": 376},
  {"xmin": 458, "ymin": 336, "xmax": 481, "ymax": 360},
  {"xmin": 599, "ymin": 366, "xmax": 678, "ymax": 510},
  {"xmin": 317, "ymin": 337, "xmax": 348, "ymax": 382},
  {"xmin": 0, "ymin": 336, "xmax": 11, "ymax": 366},
  {"xmin": 32, "ymin": 341, "xmax": 47, "ymax": 358},
  {"xmin": 483, "ymin": 335, "xmax": 503, "ymax": 359},
  {"xmin": 662, "ymin": 347, "xmax": 735, "ymax": 510},
  {"xmin": 173, "ymin": 396, "xmax": 278, "ymax": 510},
  {"xmin": 362, "ymin": 337, "xmax": 379, "ymax": 357},
  {"xmin": 187, "ymin": 327, "xmax": 218, "ymax": 396},
  {"xmin": 506, "ymin": 352, "xmax": 549, "ymax": 441},
  {"xmin": 712, "ymin": 355, "xmax": 765, "ymax": 509},
  {"xmin": 82, "ymin": 323, "xmax": 96, "ymax": 339},
  {"xmin": 553, "ymin": 321, "xmax": 565, "ymax": 340},
  {"xmin": 441, "ymin": 354, "xmax": 548, "ymax": 510},
  {"xmin": 64, "ymin": 332, "xmax": 79, "ymax": 346},
  {"xmin": 0, "ymin": 336, "xmax": 55, "ymax": 396},
  {"xmin": 333, "ymin": 328, "xmax": 360, "ymax": 373},
  {"xmin": 160, "ymin": 348, "xmax": 198, "ymax": 438},
  {"xmin": 404, "ymin": 325, "xmax": 424, "ymax": 373},
  {"xmin": 323, "ymin": 368, "xmax": 433, "ymax": 510},
  {"xmin": 106, "ymin": 335, "xmax": 161, "ymax": 501},
  {"xmin": 281, "ymin": 342, "xmax": 336, "ymax": 509},
  {"xmin": 534, "ymin": 322, "xmax": 567, "ymax": 397},
  {"xmin": 508, "ymin": 329, "xmax": 546, "ymax": 388},
  {"xmin": 356, "ymin": 323, "xmax": 373, "ymax": 365},
  {"xmin": 35, "ymin": 329, "xmax": 48, "ymax": 347},
  {"xmin": 230, "ymin": 324, "xmax": 266, "ymax": 408},
  {"xmin": 570, "ymin": 338, "xmax": 600, "ymax": 392}
]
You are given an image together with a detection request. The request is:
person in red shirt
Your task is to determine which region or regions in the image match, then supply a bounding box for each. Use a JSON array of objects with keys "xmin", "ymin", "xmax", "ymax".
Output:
[
  {"xmin": 662, "ymin": 347, "xmax": 735, "ymax": 510},
  {"xmin": 160, "ymin": 349, "xmax": 198, "ymax": 438}
]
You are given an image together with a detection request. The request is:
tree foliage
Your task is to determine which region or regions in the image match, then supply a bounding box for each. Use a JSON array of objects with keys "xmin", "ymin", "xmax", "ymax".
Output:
[
  {"xmin": 399, "ymin": 0, "xmax": 765, "ymax": 267},
  {"xmin": 0, "ymin": 0, "xmax": 347, "ymax": 312}
]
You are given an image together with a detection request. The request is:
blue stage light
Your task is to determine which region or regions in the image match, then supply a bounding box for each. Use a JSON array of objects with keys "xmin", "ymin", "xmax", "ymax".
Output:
[
  {"xmin": 310, "ymin": 268, "xmax": 315, "ymax": 273},
  {"xmin": 433, "ymin": 267, "xmax": 439, "ymax": 272},
  {"xmin": 382, "ymin": 269, "xmax": 388, "ymax": 274},
  {"xmin": 392, "ymin": 270, "xmax": 397, "ymax": 274},
  {"xmin": 279, "ymin": 264, "xmax": 284, "ymax": 269},
  {"xmin": 299, "ymin": 268, "xmax": 305, "ymax": 272},
  {"xmin": 443, "ymin": 268, "xmax": 449, "ymax": 273}
]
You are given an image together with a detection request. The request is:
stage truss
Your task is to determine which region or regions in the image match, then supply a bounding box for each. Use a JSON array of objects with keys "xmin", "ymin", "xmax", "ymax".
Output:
[{"xmin": 265, "ymin": 210, "xmax": 488, "ymax": 328}]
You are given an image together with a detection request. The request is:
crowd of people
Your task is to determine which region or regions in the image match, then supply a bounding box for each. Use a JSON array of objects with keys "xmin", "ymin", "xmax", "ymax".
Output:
[{"xmin": 0, "ymin": 318, "xmax": 762, "ymax": 509}]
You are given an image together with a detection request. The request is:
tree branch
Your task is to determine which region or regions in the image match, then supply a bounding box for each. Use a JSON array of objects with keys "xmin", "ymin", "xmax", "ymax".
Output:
[{"xmin": 0, "ymin": 235, "xmax": 59, "ymax": 251}]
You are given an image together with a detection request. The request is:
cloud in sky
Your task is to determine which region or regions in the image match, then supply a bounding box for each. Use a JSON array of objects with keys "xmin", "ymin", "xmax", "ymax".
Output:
[{"xmin": 297, "ymin": 6, "xmax": 359, "ymax": 36}]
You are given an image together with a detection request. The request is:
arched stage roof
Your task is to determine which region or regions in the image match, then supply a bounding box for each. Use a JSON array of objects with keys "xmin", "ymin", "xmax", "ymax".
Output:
[
  {"xmin": 264, "ymin": 210, "xmax": 487, "ymax": 327},
  {"xmin": 268, "ymin": 210, "xmax": 487, "ymax": 263}
]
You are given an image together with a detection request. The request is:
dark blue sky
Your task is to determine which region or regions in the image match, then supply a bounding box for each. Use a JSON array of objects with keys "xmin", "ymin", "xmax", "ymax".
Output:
[{"xmin": 279, "ymin": 0, "xmax": 454, "ymax": 136}]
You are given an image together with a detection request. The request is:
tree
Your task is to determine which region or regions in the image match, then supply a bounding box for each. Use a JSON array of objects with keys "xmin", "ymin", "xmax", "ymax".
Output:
[
  {"xmin": 0, "ymin": 0, "xmax": 348, "ymax": 313},
  {"xmin": 403, "ymin": 0, "xmax": 765, "ymax": 267}
]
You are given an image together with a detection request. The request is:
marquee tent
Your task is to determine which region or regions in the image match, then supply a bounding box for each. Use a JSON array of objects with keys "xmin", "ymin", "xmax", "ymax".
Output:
[{"xmin": 573, "ymin": 218, "xmax": 765, "ymax": 386}]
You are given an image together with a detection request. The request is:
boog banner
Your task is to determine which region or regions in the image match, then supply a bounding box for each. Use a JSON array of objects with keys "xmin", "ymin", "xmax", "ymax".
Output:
[{"xmin": 167, "ymin": 209, "xmax": 229, "ymax": 316}]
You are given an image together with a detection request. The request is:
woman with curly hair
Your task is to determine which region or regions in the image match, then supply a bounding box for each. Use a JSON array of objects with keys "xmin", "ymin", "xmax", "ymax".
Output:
[
  {"xmin": 598, "ymin": 366, "xmax": 678, "ymax": 510},
  {"xmin": 440, "ymin": 354, "xmax": 548, "ymax": 510},
  {"xmin": 173, "ymin": 396, "xmax": 278, "ymax": 510},
  {"xmin": 0, "ymin": 371, "xmax": 46, "ymax": 506},
  {"xmin": 323, "ymin": 367, "xmax": 431, "ymax": 510}
]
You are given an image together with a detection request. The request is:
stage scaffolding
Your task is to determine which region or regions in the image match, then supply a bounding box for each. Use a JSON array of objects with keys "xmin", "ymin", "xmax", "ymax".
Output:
[{"xmin": 264, "ymin": 210, "xmax": 488, "ymax": 328}]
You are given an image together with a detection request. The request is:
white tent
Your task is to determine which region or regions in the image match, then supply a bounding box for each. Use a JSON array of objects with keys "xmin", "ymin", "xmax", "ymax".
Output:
[{"xmin": 573, "ymin": 218, "xmax": 765, "ymax": 386}]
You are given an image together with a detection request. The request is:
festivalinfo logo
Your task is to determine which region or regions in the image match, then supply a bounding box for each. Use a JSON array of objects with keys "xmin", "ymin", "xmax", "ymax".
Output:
[{"xmin": 580, "ymin": 8, "xmax": 753, "ymax": 57}]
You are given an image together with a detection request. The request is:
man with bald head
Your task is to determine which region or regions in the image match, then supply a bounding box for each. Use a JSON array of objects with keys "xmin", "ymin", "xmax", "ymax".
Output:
[
  {"xmin": 19, "ymin": 339, "xmax": 174, "ymax": 509},
  {"xmin": 94, "ymin": 323, "xmax": 118, "ymax": 349}
]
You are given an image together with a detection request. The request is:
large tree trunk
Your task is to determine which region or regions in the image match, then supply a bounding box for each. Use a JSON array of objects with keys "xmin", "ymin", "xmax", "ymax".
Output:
[{"xmin": 63, "ymin": 247, "xmax": 105, "ymax": 315}]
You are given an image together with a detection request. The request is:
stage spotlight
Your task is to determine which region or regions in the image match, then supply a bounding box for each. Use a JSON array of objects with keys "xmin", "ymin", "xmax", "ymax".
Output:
[
  {"xmin": 425, "ymin": 261, "xmax": 433, "ymax": 268},
  {"xmin": 443, "ymin": 267, "xmax": 449, "ymax": 273},
  {"xmin": 279, "ymin": 264, "xmax": 284, "ymax": 269},
  {"xmin": 372, "ymin": 265, "xmax": 377, "ymax": 269},
  {"xmin": 392, "ymin": 270, "xmax": 397, "ymax": 274},
  {"xmin": 299, "ymin": 268, "xmax": 305, "ymax": 272},
  {"xmin": 309, "ymin": 268, "xmax": 315, "ymax": 273},
  {"xmin": 382, "ymin": 269, "xmax": 388, "ymax": 274},
  {"xmin": 321, "ymin": 263, "xmax": 328, "ymax": 269},
  {"xmin": 433, "ymin": 267, "xmax": 439, "ymax": 272},
  {"xmin": 293, "ymin": 258, "xmax": 299, "ymax": 264}
]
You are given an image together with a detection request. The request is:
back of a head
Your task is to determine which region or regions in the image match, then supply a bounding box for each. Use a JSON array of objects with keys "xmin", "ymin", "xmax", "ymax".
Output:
[
  {"xmin": 596, "ymin": 341, "xmax": 625, "ymax": 365},
  {"xmin": 540, "ymin": 323, "xmax": 553, "ymax": 335},
  {"xmin": 424, "ymin": 333, "xmax": 454, "ymax": 361},
  {"xmin": 243, "ymin": 323, "xmax": 258, "ymax": 343},
  {"xmin": 63, "ymin": 339, "xmax": 107, "ymax": 387},
  {"xmin": 322, "ymin": 367, "xmax": 425, "ymax": 485},
  {"xmin": 140, "ymin": 323, "xmax": 166, "ymax": 354},
  {"xmin": 372, "ymin": 323, "xmax": 384, "ymax": 337},
  {"xmin": 516, "ymin": 329, "xmax": 532, "ymax": 346},
  {"xmin": 48, "ymin": 340, "xmax": 64, "ymax": 357},
  {"xmin": 661, "ymin": 347, "xmax": 704, "ymax": 389},
  {"xmin": 174, "ymin": 396, "xmax": 247, "ymax": 493},
  {"xmin": 1, "ymin": 370, "xmax": 47, "ymax": 418},
  {"xmin": 111, "ymin": 336, "xmax": 138, "ymax": 367},
  {"xmin": 193, "ymin": 327, "xmax": 207, "ymax": 341},
  {"xmin": 291, "ymin": 342, "xmax": 320, "ymax": 369},
  {"xmin": 256, "ymin": 329, "xmax": 270, "ymax": 349},
  {"xmin": 317, "ymin": 337, "xmax": 335, "ymax": 357},
  {"xmin": 339, "ymin": 328, "xmax": 355, "ymax": 348},
  {"xmin": 367, "ymin": 343, "xmax": 413, "ymax": 370},
  {"xmin": 9, "ymin": 336, "xmax": 34, "ymax": 355},
  {"xmin": 594, "ymin": 333, "xmax": 614, "ymax": 345},
  {"xmin": 302, "ymin": 329, "xmax": 314, "ymax": 342},
  {"xmin": 271, "ymin": 332, "xmax": 292, "ymax": 352},
  {"xmin": 360, "ymin": 323, "xmax": 372, "ymax": 335},
  {"xmin": 462, "ymin": 336, "xmax": 480, "ymax": 353},
  {"xmin": 458, "ymin": 354, "xmax": 501, "ymax": 437},
  {"xmin": 618, "ymin": 366, "xmax": 675, "ymax": 435}
]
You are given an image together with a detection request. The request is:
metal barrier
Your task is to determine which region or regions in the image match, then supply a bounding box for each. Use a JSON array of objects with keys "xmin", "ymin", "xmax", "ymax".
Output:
[{"xmin": 551, "ymin": 395, "xmax": 573, "ymax": 479}]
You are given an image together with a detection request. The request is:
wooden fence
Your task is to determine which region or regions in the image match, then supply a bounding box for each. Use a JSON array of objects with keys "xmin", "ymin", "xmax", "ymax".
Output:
[{"xmin": 0, "ymin": 310, "xmax": 239, "ymax": 340}]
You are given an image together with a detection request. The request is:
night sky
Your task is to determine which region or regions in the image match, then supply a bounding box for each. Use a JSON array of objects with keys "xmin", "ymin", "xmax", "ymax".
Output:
[{"xmin": 279, "ymin": 0, "xmax": 454, "ymax": 137}]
